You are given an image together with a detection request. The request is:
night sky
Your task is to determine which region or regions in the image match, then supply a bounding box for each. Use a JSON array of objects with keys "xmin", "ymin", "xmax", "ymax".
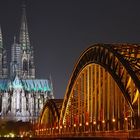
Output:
[{"xmin": 0, "ymin": 0, "xmax": 140, "ymax": 99}]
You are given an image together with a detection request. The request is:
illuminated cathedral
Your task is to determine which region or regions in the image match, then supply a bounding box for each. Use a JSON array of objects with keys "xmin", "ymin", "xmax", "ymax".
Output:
[{"xmin": 0, "ymin": 4, "xmax": 54, "ymax": 122}]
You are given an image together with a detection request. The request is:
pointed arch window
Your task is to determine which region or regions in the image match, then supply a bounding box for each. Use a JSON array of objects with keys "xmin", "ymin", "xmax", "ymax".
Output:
[
  {"xmin": 23, "ymin": 59, "xmax": 28, "ymax": 71},
  {"xmin": 29, "ymin": 59, "xmax": 32, "ymax": 69}
]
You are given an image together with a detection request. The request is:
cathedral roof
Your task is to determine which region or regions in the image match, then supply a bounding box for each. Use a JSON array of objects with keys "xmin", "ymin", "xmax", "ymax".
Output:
[
  {"xmin": 0, "ymin": 79, "xmax": 8, "ymax": 91},
  {"xmin": 22, "ymin": 79, "xmax": 52, "ymax": 92},
  {"xmin": 0, "ymin": 78, "xmax": 52, "ymax": 93}
]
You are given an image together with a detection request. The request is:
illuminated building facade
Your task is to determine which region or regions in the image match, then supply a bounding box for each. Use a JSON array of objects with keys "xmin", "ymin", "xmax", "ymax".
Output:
[{"xmin": 0, "ymin": 4, "xmax": 54, "ymax": 122}]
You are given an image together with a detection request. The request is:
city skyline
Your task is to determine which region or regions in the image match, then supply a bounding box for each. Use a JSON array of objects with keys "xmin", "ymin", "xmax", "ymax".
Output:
[{"xmin": 1, "ymin": 0, "xmax": 140, "ymax": 99}]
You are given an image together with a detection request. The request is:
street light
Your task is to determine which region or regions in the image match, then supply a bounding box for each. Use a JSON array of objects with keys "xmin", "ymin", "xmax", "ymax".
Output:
[
  {"xmin": 93, "ymin": 121, "xmax": 96, "ymax": 125},
  {"xmin": 125, "ymin": 117, "xmax": 128, "ymax": 121},
  {"xmin": 112, "ymin": 118, "xmax": 115, "ymax": 122},
  {"xmin": 86, "ymin": 122, "xmax": 89, "ymax": 126},
  {"xmin": 102, "ymin": 120, "xmax": 105, "ymax": 123}
]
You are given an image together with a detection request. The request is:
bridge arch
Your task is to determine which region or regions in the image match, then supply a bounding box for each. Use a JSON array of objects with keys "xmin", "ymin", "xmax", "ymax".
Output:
[
  {"xmin": 38, "ymin": 99, "xmax": 63, "ymax": 132},
  {"xmin": 60, "ymin": 44, "xmax": 140, "ymax": 132}
]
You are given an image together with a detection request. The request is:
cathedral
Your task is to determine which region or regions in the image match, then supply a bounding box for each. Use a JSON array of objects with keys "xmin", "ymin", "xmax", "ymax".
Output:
[{"xmin": 0, "ymin": 4, "xmax": 54, "ymax": 122}]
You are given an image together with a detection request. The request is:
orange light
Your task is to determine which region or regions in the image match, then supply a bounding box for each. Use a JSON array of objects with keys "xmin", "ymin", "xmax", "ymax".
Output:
[
  {"xmin": 125, "ymin": 117, "xmax": 128, "ymax": 121},
  {"xmin": 112, "ymin": 118, "xmax": 115, "ymax": 122},
  {"xmin": 60, "ymin": 126, "xmax": 62, "ymax": 129},
  {"xmin": 93, "ymin": 121, "xmax": 96, "ymax": 125},
  {"xmin": 86, "ymin": 122, "xmax": 89, "ymax": 126},
  {"xmin": 74, "ymin": 124, "xmax": 76, "ymax": 127},
  {"xmin": 79, "ymin": 123, "xmax": 82, "ymax": 126},
  {"xmin": 102, "ymin": 120, "xmax": 105, "ymax": 123}
]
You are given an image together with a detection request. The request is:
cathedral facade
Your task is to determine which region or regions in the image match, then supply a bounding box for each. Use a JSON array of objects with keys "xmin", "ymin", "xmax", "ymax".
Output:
[{"xmin": 0, "ymin": 5, "xmax": 54, "ymax": 122}]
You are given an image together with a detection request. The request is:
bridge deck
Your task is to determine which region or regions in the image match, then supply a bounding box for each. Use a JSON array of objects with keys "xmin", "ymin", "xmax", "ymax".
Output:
[{"xmin": 35, "ymin": 130, "xmax": 140, "ymax": 140}]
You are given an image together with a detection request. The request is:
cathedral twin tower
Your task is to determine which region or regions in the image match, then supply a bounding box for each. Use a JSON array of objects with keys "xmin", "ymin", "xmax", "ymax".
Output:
[{"xmin": 0, "ymin": 4, "xmax": 54, "ymax": 122}]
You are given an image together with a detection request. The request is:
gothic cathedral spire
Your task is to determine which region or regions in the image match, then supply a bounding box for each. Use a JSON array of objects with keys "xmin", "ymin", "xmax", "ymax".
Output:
[
  {"xmin": 0, "ymin": 26, "xmax": 8, "ymax": 78},
  {"xmin": 0, "ymin": 26, "xmax": 3, "ymax": 49},
  {"xmin": 10, "ymin": 2, "xmax": 35, "ymax": 79},
  {"xmin": 0, "ymin": 26, "xmax": 3, "ymax": 77},
  {"xmin": 19, "ymin": 3, "xmax": 30, "ymax": 50}
]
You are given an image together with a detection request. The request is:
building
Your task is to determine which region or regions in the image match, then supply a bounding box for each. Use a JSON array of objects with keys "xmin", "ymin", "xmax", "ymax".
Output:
[{"xmin": 0, "ymin": 4, "xmax": 54, "ymax": 122}]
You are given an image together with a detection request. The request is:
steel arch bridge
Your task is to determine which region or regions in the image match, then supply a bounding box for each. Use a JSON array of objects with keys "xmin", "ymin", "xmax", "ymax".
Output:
[
  {"xmin": 37, "ymin": 99, "xmax": 63, "ymax": 135},
  {"xmin": 38, "ymin": 44, "xmax": 140, "ymax": 137}
]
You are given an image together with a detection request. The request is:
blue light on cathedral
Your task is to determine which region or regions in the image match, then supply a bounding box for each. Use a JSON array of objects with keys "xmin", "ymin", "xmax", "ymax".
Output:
[{"xmin": 0, "ymin": 4, "xmax": 54, "ymax": 122}]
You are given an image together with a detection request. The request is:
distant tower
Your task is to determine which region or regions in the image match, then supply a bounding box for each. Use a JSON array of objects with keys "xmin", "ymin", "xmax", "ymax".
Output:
[
  {"xmin": 10, "ymin": 4, "xmax": 35, "ymax": 79},
  {"xmin": 0, "ymin": 26, "xmax": 3, "ymax": 78},
  {"xmin": 19, "ymin": 3, "xmax": 30, "ymax": 51},
  {"xmin": 0, "ymin": 26, "xmax": 8, "ymax": 78},
  {"xmin": 20, "ymin": 3, "xmax": 35, "ymax": 79}
]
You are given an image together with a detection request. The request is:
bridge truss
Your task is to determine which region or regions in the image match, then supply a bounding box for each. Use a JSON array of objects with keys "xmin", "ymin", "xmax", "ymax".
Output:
[
  {"xmin": 60, "ymin": 44, "xmax": 140, "ymax": 133},
  {"xmin": 38, "ymin": 44, "xmax": 140, "ymax": 136}
]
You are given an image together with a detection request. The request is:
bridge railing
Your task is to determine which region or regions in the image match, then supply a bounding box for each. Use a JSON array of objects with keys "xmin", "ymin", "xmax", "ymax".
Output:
[{"xmin": 34, "ymin": 124, "xmax": 140, "ymax": 139}]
